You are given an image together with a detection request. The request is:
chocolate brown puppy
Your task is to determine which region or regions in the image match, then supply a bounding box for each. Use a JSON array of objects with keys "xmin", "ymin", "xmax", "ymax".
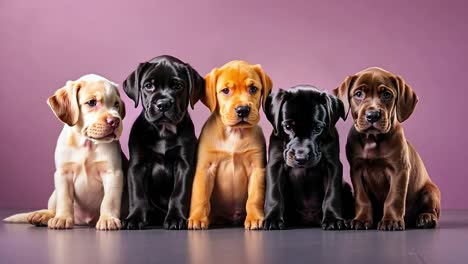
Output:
[{"xmin": 334, "ymin": 67, "xmax": 441, "ymax": 231}]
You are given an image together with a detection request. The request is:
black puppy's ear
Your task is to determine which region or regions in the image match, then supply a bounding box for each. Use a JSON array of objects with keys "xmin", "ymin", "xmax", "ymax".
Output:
[
  {"xmin": 123, "ymin": 62, "xmax": 149, "ymax": 108},
  {"xmin": 333, "ymin": 75, "xmax": 356, "ymax": 120},
  {"xmin": 392, "ymin": 75, "xmax": 418, "ymax": 123},
  {"xmin": 185, "ymin": 64, "xmax": 205, "ymax": 109},
  {"xmin": 322, "ymin": 92, "xmax": 345, "ymax": 137},
  {"xmin": 265, "ymin": 89, "xmax": 287, "ymax": 136}
]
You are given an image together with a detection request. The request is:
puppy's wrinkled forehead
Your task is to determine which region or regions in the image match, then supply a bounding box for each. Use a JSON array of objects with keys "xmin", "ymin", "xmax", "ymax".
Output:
[
  {"xmin": 283, "ymin": 94, "xmax": 326, "ymax": 125},
  {"xmin": 141, "ymin": 61, "xmax": 184, "ymax": 85},
  {"xmin": 353, "ymin": 68, "xmax": 396, "ymax": 93},
  {"xmin": 78, "ymin": 80, "xmax": 119, "ymax": 103},
  {"xmin": 216, "ymin": 64, "xmax": 262, "ymax": 90}
]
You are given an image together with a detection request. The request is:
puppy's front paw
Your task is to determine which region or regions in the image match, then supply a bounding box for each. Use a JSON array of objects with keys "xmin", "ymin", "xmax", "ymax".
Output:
[
  {"xmin": 164, "ymin": 213, "xmax": 187, "ymax": 230},
  {"xmin": 96, "ymin": 216, "xmax": 122, "ymax": 231},
  {"xmin": 123, "ymin": 209, "xmax": 151, "ymax": 230},
  {"xmin": 322, "ymin": 218, "xmax": 348, "ymax": 230},
  {"xmin": 188, "ymin": 216, "xmax": 209, "ymax": 230},
  {"xmin": 350, "ymin": 218, "xmax": 373, "ymax": 230},
  {"xmin": 245, "ymin": 216, "xmax": 264, "ymax": 230},
  {"xmin": 263, "ymin": 218, "xmax": 285, "ymax": 230},
  {"xmin": 416, "ymin": 213, "xmax": 437, "ymax": 229},
  {"xmin": 48, "ymin": 216, "xmax": 73, "ymax": 229},
  {"xmin": 378, "ymin": 218, "xmax": 405, "ymax": 231},
  {"xmin": 27, "ymin": 211, "xmax": 55, "ymax": 226}
]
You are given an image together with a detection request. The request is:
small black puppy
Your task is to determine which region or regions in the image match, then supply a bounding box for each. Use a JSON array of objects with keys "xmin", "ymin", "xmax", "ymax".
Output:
[
  {"xmin": 263, "ymin": 85, "xmax": 354, "ymax": 230},
  {"xmin": 122, "ymin": 55, "xmax": 204, "ymax": 230}
]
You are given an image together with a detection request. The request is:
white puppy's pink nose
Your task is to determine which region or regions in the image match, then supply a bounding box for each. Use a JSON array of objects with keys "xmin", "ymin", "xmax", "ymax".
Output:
[{"xmin": 106, "ymin": 117, "xmax": 120, "ymax": 129}]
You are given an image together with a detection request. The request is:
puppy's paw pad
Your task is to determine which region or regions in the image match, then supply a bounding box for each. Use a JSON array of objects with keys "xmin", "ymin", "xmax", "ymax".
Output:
[
  {"xmin": 350, "ymin": 219, "xmax": 373, "ymax": 230},
  {"xmin": 263, "ymin": 218, "xmax": 285, "ymax": 230},
  {"xmin": 164, "ymin": 215, "xmax": 187, "ymax": 230},
  {"xmin": 416, "ymin": 213, "xmax": 437, "ymax": 229},
  {"xmin": 322, "ymin": 219, "xmax": 347, "ymax": 230},
  {"xmin": 48, "ymin": 216, "xmax": 73, "ymax": 229},
  {"xmin": 96, "ymin": 216, "xmax": 121, "ymax": 231},
  {"xmin": 27, "ymin": 211, "xmax": 54, "ymax": 226},
  {"xmin": 378, "ymin": 219, "xmax": 405, "ymax": 231},
  {"xmin": 188, "ymin": 218, "xmax": 209, "ymax": 230}
]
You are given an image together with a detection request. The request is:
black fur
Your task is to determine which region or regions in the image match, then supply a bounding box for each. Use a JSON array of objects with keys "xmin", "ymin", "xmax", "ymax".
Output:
[
  {"xmin": 122, "ymin": 55, "xmax": 204, "ymax": 230},
  {"xmin": 263, "ymin": 85, "xmax": 354, "ymax": 230}
]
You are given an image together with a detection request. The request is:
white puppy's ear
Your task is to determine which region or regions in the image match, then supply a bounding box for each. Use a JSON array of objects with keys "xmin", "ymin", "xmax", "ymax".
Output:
[{"xmin": 47, "ymin": 80, "xmax": 82, "ymax": 126}]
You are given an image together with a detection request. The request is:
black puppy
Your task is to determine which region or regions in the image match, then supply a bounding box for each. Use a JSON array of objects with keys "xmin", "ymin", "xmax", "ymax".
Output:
[
  {"xmin": 122, "ymin": 55, "xmax": 204, "ymax": 230},
  {"xmin": 263, "ymin": 85, "xmax": 354, "ymax": 230}
]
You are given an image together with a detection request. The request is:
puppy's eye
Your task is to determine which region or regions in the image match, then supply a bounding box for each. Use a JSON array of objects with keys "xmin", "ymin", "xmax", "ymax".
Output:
[
  {"xmin": 249, "ymin": 86, "xmax": 258, "ymax": 94},
  {"xmin": 87, "ymin": 99, "xmax": 97, "ymax": 107},
  {"xmin": 313, "ymin": 126, "xmax": 323, "ymax": 134},
  {"xmin": 283, "ymin": 122, "xmax": 294, "ymax": 132},
  {"xmin": 382, "ymin": 91, "xmax": 392, "ymax": 101},
  {"xmin": 221, "ymin": 88, "xmax": 230, "ymax": 94},
  {"xmin": 354, "ymin": 90, "xmax": 364, "ymax": 99},
  {"xmin": 114, "ymin": 102, "xmax": 119, "ymax": 108},
  {"xmin": 144, "ymin": 82, "xmax": 154, "ymax": 91},
  {"xmin": 173, "ymin": 83, "xmax": 183, "ymax": 90}
]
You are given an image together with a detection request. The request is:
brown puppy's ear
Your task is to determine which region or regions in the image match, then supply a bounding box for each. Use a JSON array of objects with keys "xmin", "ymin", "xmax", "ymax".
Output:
[
  {"xmin": 265, "ymin": 89, "xmax": 287, "ymax": 136},
  {"xmin": 123, "ymin": 62, "xmax": 149, "ymax": 108},
  {"xmin": 185, "ymin": 64, "xmax": 205, "ymax": 109},
  {"xmin": 252, "ymin": 64, "xmax": 273, "ymax": 110},
  {"xmin": 203, "ymin": 68, "xmax": 219, "ymax": 112},
  {"xmin": 47, "ymin": 80, "xmax": 82, "ymax": 126},
  {"xmin": 333, "ymin": 75, "xmax": 356, "ymax": 120},
  {"xmin": 393, "ymin": 75, "xmax": 418, "ymax": 122},
  {"xmin": 322, "ymin": 92, "xmax": 345, "ymax": 137}
]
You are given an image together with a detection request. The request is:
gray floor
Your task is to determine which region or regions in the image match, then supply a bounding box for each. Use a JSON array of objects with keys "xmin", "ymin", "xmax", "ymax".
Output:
[{"xmin": 1, "ymin": 209, "xmax": 467, "ymax": 264}]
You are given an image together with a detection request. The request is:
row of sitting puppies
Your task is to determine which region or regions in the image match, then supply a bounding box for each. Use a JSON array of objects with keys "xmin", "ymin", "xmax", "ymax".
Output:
[{"xmin": 4, "ymin": 55, "xmax": 441, "ymax": 231}]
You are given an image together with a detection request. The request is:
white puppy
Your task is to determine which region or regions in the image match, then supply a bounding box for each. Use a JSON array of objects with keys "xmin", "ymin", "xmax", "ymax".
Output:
[{"xmin": 4, "ymin": 74, "xmax": 127, "ymax": 230}]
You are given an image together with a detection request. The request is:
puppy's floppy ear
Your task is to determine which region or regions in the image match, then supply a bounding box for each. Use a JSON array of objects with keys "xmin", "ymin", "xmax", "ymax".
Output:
[
  {"xmin": 333, "ymin": 75, "xmax": 356, "ymax": 120},
  {"xmin": 322, "ymin": 92, "xmax": 345, "ymax": 137},
  {"xmin": 185, "ymin": 64, "xmax": 205, "ymax": 109},
  {"xmin": 47, "ymin": 80, "xmax": 82, "ymax": 126},
  {"xmin": 392, "ymin": 75, "xmax": 418, "ymax": 123},
  {"xmin": 265, "ymin": 89, "xmax": 287, "ymax": 136},
  {"xmin": 203, "ymin": 68, "xmax": 219, "ymax": 112},
  {"xmin": 123, "ymin": 62, "xmax": 149, "ymax": 108},
  {"xmin": 252, "ymin": 64, "xmax": 273, "ymax": 110}
]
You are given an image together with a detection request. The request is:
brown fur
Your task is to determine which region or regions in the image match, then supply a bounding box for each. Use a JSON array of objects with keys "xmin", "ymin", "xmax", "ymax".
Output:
[
  {"xmin": 334, "ymin": 67, "xmax": 441, "ymax": 231},
  {"xmin": 188, "ymin": 60, "xmax": 272, "ymax": 230}
]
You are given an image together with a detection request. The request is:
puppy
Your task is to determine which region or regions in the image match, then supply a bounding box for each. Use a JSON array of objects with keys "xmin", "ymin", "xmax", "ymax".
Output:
[
  {"xmin": 122, "ymin": 55, "xmax": 204, "ymax": 230},
  {"xmin": 334, "ymin": 67, "xmax": 441, "ymax": 231},
  {"xmin": 263, "ymin": 86, "xmax": 354, "ymax": 230},
  {"xmin": 4, "ymin": 74, "xmax": 127, "ymax": 230},
  {"xmin": 188, "ymin": 60, "xmax": 272, "ymax": 230}
]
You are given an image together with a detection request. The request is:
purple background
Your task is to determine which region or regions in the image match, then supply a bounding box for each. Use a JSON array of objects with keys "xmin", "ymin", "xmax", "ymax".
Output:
[{"xmin": 1, "ymin": 0, "xmax": 466, "ymax": 209}]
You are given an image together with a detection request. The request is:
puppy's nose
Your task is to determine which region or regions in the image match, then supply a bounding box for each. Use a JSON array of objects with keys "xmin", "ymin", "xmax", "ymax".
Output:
[
  {"xmin": 156, "ymin": 99, "xmax": 173, "ymax": 112},
  {"xmin": 106, "ymin": 117, "xmax": 120, "ymax": 129},
  {"xmin": 295, "ymin": 149, "xmax": 309, "ymax": 165},
  {"xmin": 235, "ymin": 106, "xmax": 251, "ymax": 118},
  {"xmin": 366, "ymin": 110, "xmax": 381, "ymax": 123}
]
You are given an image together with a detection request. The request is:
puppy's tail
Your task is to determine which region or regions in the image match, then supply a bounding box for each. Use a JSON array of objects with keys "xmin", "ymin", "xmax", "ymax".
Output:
[{"xmin": 3, "ymin": 212, "xmax": 31, "ymax": 223}]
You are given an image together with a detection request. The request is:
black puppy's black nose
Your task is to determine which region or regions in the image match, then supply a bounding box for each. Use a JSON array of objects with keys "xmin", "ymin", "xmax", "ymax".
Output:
[
  {"xmin": 156, "ymin": 99, "xmax": 173, "ymax": 112},
  {"xmin": 366, "ymin": 110, "xmax": 381, "ymax": 123},
  {"xmin": 295, "ymin": 149, "xmax": 309, "ymax": 165},
  {"xmin": 235, "ymin": 106, "xmax": 251, "ymax": 118}
]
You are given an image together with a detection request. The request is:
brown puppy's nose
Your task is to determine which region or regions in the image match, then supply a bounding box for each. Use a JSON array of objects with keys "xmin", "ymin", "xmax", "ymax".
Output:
[
  {"xmin": 235, "ymin": 106, "xmax": 250, "ymax": 118},
  {"xmin": 366, "ymin": 110, "xmax": 381, "ymax": 123},
  {"xmin": 107, "ymin": 117, "xmax": 120, "ymax": 129}
]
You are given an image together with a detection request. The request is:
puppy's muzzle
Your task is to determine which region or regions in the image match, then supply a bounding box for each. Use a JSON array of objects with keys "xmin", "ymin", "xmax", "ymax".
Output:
[
  {"xmin": 294, "ymin": 148, "xmax": 309, "ymax": 166},
  {"xmin": 235, "ymin": 105, "xmax": 250, "ymax": 118},
  {"xmin": 365, "ymin": 109, "xmax": 382, "ymax": 124},
  {"xmin": 106, "ymin": 117, "xmax": 120, "ymax": 129}
]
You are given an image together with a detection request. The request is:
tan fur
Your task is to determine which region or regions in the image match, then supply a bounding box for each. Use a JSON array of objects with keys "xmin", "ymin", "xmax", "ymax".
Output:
[
  {"xmin": 3, "ymin": 74, "xmax": 126, "ymax": 231},
  {"xmin": 188, "ymin": 61, "xmax": 272, "ymax": 230}
]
